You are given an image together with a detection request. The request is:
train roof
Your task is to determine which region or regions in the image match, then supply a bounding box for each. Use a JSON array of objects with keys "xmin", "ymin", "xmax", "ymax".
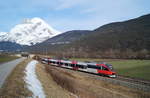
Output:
[
  {"xmin": 86, "ymin": 62, "xmax": 110, "ymax": 65},
  {"xmin": 86, "ymin": 62, "xmax": 97, "ymax": 65},
  {"xmin": 42, "ymin": 58, "xmax": 48, "ymax": 60},
  {"xmin": 48, "ymin": 58, "xmax": 111, "ymax": 66},
  {"xmin": 61, "ymin": 60, "xmax": 72, "ymax": 63},
  {"xmin": 49, "ymin": 59, "xmax": 58, "ymax": 62},
  {"xmin": 77, "ymin": 61, "xmax": 87, "ymax": 66}
]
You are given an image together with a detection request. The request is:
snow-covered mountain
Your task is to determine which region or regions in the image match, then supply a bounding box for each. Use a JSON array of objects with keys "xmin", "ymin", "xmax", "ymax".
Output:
[{"xmin": 0, "ymin": 18, "xmax": 61, "ymax": 46}]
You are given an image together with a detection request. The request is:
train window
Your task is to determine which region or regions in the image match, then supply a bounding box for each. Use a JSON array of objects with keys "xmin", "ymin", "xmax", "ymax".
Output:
[
  {"xmin": 76, "ymin": 64, "xmax": 80, "ymax": 68},
  {"xmin": 84, "ymin": 66, "xmax": 87, "ymax": 69},
  {"xmin": 57, "ymin": 62, "xmax": 59, "ymax": 64},
  {"xmin": 76, "ymin": 64, "xmax": 79, "ymax": 67},
  {"xmin": 70, "ymin": 64, "xmax": 75, "ymax": 67},
  {"xmin": 81, "ymin": 66, "xmax": 84, "ymax": 68},
  {"xmin": 82, "ymin": 65, "xmax": 87, "ymax": 69},
  {"xmin": 77, "ymin": 64, "xmax": 85, "ymax": 69},
  {"xmin": 60, "ymin": 62, "xmax": 63, "ymax": 65},
  {"xmin": 97, "ymin": 66, "xmax": 101, "ymax": 69},
  {"xmin": 87, "ymin": 65, "xmax": 93, "ymax": 68},
  {"xmin": 49, "ymin": 61, "xmax": 52, "ymax": 63},
  {"xmin": 65, "ymin": 63, "xmax": 68, "ymax": 66},
  {"xmin": 88, "ymin": 65, "xmax": 101, "ymax": 69},
  {"xmin": 102, "ymin": 66, "xmax": 109, "ymax": 71},
  {"xmin": 105, "ymin": 64, "xmax": 113, "ymax": 70}
]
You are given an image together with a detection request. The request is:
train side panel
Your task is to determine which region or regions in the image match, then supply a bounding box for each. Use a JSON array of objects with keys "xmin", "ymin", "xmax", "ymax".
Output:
[{"xmin": 45, "ymin": 58, "xmax": 116, "ymax": 77}]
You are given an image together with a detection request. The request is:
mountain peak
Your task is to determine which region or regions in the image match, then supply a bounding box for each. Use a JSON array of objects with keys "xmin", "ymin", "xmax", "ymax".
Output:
[
  {"xmin": 0, "ymin": 17, "xmax": 61, "ymax": 46},
  {"xmin": 31, "ymin": 17, "xmax": 45, "ymax": 23}
]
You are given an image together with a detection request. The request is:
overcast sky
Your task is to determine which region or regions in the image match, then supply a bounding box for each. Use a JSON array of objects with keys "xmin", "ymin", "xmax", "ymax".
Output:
[{"xmin": 0, "ymin": 0, "xmax": 150, "ymax": 32}]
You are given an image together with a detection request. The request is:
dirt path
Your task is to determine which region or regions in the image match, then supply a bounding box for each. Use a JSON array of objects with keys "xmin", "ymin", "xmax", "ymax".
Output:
[{"xmin": 36, "ymin": 62, "xmax": 75, "ymax": 98}]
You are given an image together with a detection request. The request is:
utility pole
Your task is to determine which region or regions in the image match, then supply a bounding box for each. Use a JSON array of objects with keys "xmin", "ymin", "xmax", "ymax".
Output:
[{"xmin": 45, "ymin": 47, "xmax": 47, "ymax": 56}]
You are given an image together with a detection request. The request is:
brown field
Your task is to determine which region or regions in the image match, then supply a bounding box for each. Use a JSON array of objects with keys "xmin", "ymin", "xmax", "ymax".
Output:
[
  {"xmin": 0, "ymin": 59, "xmax": 32, "ymax": 98},
  {"xmin": 36, "ymin": 63, "xmax": 75, "ymax": 98}
]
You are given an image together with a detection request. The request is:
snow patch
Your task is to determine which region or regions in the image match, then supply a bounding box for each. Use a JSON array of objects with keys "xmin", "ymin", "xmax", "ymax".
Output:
[
  {"xmin": 0, "ymin": 17, "xmax": 61, "ymax": 46},
  {"xmin": 24, "ymin": 60, "xmax": 46, "ymax": 98}
]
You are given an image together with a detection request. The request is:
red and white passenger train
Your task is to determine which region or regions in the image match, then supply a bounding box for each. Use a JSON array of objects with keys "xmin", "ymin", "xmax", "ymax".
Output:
[{"xmin": 41, "ymin": 58, "xmax": 116, "ymax": 78}]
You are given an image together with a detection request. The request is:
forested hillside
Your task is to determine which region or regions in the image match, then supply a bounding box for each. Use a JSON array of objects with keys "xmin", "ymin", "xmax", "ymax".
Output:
[{"xmin": 54, "ymin": 14, "xmax": 150, "ymax": 59}]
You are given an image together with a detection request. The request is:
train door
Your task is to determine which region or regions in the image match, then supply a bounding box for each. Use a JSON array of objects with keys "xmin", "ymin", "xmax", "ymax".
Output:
[
  {"xmin": 71, "ymin": 61, "xmax": 78, "ymax": 70},
  {"xmin": 57, "ymin": 60, "xmax": 61, "ymax": 66}
]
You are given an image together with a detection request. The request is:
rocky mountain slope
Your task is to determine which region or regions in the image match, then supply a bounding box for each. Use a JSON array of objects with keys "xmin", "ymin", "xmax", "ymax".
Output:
[
  {"xmin": 27, "ymin": 30, "xmax": 91, "ymax": 53},
  {"xmin": 36, "ymin": 30, "xmax": 91, "ymax": 45}
]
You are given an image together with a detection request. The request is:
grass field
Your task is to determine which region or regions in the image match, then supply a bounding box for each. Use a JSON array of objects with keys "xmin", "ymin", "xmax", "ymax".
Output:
[
  {"xmin": 109, "ymin": 60, "xmax": 150, "ymax": 80},
  {"xmin": 69, "ymin": 58, "xmax": 150, "ymax": 80},
  {"xmin": 0, "ymin": 55, "xmax": 19, "ymax": 63}
]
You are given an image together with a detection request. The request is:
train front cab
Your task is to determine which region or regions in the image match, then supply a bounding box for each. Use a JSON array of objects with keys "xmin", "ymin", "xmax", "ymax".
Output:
[{"xmin": 97, "ymin": 63, "xmax": 116, "ymax": 78}]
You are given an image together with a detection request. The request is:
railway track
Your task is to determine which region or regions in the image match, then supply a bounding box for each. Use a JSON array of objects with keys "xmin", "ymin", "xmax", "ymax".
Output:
[
  {"xmin": 82, "ymin": 73, "xmax": 150, "ymax": 92},
  {"xmin": 53, "ymin": 65, "xmax": 150, "ymax": 92},
  {"xmin": 41, "ymin": 60, "xmax": 150, "ymax": 92},
  {"xmin": 117, "ymin": 75, "xmax": 150, "ymax": 86},
  {"xmin": 112, "ymin": 75, "xmax": 150, "ymax": 92}
]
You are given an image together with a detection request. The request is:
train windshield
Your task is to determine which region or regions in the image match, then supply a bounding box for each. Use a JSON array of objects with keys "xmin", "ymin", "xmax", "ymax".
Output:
[{"xmin": 105, "ymin": 64, "xmax": 113, "ymax": 71}]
